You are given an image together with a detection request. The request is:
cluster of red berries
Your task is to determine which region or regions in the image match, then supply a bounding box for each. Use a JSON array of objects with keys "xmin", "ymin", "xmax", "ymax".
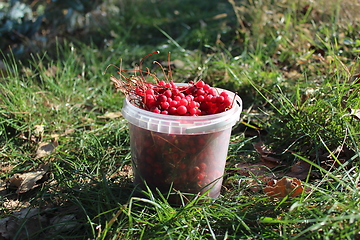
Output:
[{"xmin": 132, "ymin": 80, "xmax": 233, "ymax": 115}]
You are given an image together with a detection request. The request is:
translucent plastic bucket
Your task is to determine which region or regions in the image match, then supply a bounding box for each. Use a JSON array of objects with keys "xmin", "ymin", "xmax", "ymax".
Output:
[{"xmin": 122, "ymin": 87, "xmax": 242, "ymax": 203}]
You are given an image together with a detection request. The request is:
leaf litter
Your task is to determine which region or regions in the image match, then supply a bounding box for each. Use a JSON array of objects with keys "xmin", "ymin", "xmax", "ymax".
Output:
[
  {"xmin": 8, "ymin": 164, "xmax": 49, "ymax": 194},
  {"xmin": 0, "ymin": 206, "xmax": 78, "ymax": 239},
  {"xmin": 1, "ymin": 161, "xmax": 78, "ymax": 239},
  {"xmin": 34, "ymin": 141, "xmax": 57, "ymax": 159},
  {"xmin": 263, "ymin": 177, "xmax": 304, "ymax": 198},
  {"xmin": 235, "ymin": 141, "xmax": 311, "ymax": 198}
]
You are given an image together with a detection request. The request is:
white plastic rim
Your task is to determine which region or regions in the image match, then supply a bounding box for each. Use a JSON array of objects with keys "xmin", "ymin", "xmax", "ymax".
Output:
[{"xmin": 121, "ymin": 87, "xmax": 242, "ymax": 135}]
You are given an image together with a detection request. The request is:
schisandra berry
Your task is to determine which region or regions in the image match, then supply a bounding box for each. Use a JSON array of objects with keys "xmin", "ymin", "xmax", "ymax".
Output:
[
  {"xmin": 164, "ymin": 90, "xmax": 172, "ymax": 98},
  {"xmin": 195, "ymin": 80, "xmax": 205, "ymax": 88},
  {"xmin": 179, "ymin": 99, "xmax": 188, "ymax": 106},
  {"xmin": 157, "ymin": 95, "xmax": 167, "ymax": 102},
  {"xmin": 161, "ymin": 101, "xmax": 170, "ymax": 109},
  {"xmin": 170, "ymin": 100, "xmax": 178, "ymax": 107},
  {"xmin": 176, "ymin": 105, "xmax": 187, "ymax": 115},
  {"xmin": 173, "ymin": 95, "xmax": 181, "ymax": 101},
  {"xmin": 168, "ymin": 107, "xmax": 177, "ymax": 115},
  {"xmin": 135, "ymin": 81, "xmax": 233, "ymax": 116},
  {"xmin": 146, "ymin": 88, "xmax": 154, "ymax": 95}
]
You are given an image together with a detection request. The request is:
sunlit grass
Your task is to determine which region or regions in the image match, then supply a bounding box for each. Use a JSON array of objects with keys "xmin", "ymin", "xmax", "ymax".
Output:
[{"xmin": 0, "ymin": 0, "xmax": 360, "ymax": 239}]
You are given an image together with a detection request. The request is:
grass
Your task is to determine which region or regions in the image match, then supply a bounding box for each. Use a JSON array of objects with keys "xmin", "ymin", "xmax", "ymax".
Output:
[{"xmin": 1, "ymin": 0, "xmax": 360, "ymax": 239}]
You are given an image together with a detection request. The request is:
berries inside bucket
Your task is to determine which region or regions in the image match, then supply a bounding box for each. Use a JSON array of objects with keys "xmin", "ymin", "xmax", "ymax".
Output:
[
  {"xmin": 110, "ymin": 51, "xmax": 235, "ymax": 116},
  {"xmin": 133, "ymin": 80, "xmax": 233, "ymax": 115}
]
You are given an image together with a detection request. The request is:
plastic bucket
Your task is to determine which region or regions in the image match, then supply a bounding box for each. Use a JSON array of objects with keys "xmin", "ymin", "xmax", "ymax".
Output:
[{"xmin": 122, "ymin": 86, "xmax": 242, "ymax": 203}]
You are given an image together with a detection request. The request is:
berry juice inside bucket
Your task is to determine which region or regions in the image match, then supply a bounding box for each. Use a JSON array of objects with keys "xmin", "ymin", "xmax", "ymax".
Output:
[{"xmin": 122, "ymin": 87, "xmax": 242, "ymax": 203}]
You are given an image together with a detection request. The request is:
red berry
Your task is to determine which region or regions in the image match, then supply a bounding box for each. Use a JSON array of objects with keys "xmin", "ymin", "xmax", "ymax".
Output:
[
  {"xmin": 172, "ymin": 88, "xmax": 180, "ymax": 96},
  {"xmin": 176, "ymin": 105, "xmax": 187, "ymax": 115},
  {"xmin": 170, "ymin": 100, "xmax": 179, "ymax": 107},
  {"xmin": 188, "ymin": 100, "xmax": 196, "ymax": 108},
  {"xmin": 173, "ymin": 95, "xmax": 181, "ymax": 101},
  {"xmin": 216, "ymin": 96, "xmax": 224, "ymax": 103},
  {"xmin": 223, "ymin": 97, "xmax": 232, "ymax": 107},
  {"xmin": 205, "ymin": 95, "xmax": 213, "ymax": 102},
  {"xmin": 178, "ymin": 93, "xmax": 185, "ymax": 99},
  {"xmin": 157, "ymin": 95, "xmax": 167, "ymax": 102},
  {"xmin": 199, "ymin": 162, "xmax": 207, "ymax": 170},
  {"xmin": 135, "ymin": 87, "xmax": 144, "ymax": 95},
  {"xmin": 168, "ymin": 107, "xmax": 177, "ymax": 115},
  {"xmin": 146, "ymin": 88, "xmax": 154, "ymax": 95},
  {"xmin": 145, "ymin": 94, "xmax": 155, "ymax": 104},
  {"xmin": 203, "ymin": 84, "xmax": 210, "ymax": 91},
  {"xmin": 196, "ymin": 95, "xmax": 205, "ymax": 102},
  {"xmin": 164, "ymin": 89, "xmax": 172, "ymax": 98},
  {"xmin": 179, "ymin": 99, "xmax": 188, "ymax": 106},
  {"xmin": 150, "ymin": 107, "xmax": 161, "ymax": 114},
  {"xmin": 170, "ymin": 82, "xmax": 177, "ymax": 88},
  {"xmin": 195, "ymin": 80, "xmax": 205, "ymax": 88},
  {"xmin": 161, "ymin": 101, "xmax": 170, "ymax": 109},
  {"xmin": 197, "ymin": 89, "xmax": 205, "ymax": 96},
  {"xmin": 220, "ymin": 91, "xmax": 228, "ymax": 98},
  {"xmin": 188, "ymin": 107, "xmax": 197, "ymax": 115},
  {"xmin": 208, "ymin": 88, "xmax": 217, "ymax": 96},
  {"xmin": 197, "ymin": 172, "xmax": 206, "ymax": 182}
]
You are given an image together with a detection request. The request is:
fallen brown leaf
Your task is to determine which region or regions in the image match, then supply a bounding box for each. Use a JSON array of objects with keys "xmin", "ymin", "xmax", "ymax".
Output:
[
  {"xmin": 263, "ymin": 177, "xmax": 303, "ymax": 198},
  {"xmin": 98, "ymin": 111, "xmax": 122, "ymax": 119},
  {"xmin": 2, "ymin": 199, "xmax": 30, "ymax": 209},
  {"xmin": 35, "ymin": 141, "xmax": 57, "ymax": 159},
  {"xmin": 9, "ymin": 170, "xmax": 47, "ymax": 194},
  {"xmin": 110, "ymin": 165, "xmax": 133, "ymax": 181},
  {"xmin": 33, "ymin": 124, "xmax": 45, "ymax": 136},
  {"xmin": 235, "ymin": 162, "xmax": 269, "ymax": 177},
  {"xmin": 254, "ymin": 142, "xmax": 274, "ymax": 155},
  {"xmin": 0, "ymin": 165, "xmax": 13, "ymax": 174},
  {"xmin": 260, "ymin": 155, "xmax": 281, "ymax": 168},
  {"xmin": 235, "ymin": 162, "xmax": 275, "ymax": 192},
  {"xmin": 49, "ymin": 214, "xmax": 77, "ymax": 233},
  {"xmin": 349, "ymin": 108, "xmax": 360, "ymax": 120},
  {"xmin": 286, "ymin": 160, "xmax": 311, "ymax": 180},
  {"xmin": 0, "ymin": 208, "xmax": 47, "ymax": 239},
  {"xmin": 254, "ymin": 142, "xmax": 280, "ymax": 168}
]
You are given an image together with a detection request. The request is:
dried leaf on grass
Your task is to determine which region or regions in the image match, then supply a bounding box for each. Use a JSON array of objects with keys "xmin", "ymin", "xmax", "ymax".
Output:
[
  {"xmin": 35, "ymin": 141, "xmax": 57, "ymax": 159},
  {"xmin": 235, "ymin": 162, "xmax": 270, "ymax": 177},
  {"xmin": 0, "ymin": 207, "xmax": 77, "ymax": 239},
  {"xmin": 235, "ymin": 162, "xmax": 275, "ymax": 192},
  {"xmin": 0, "ymin": 208, "xmax": 47, "ymax": 239},
  {"xmin": 110, "ymin": 165, "xmax": 133, "ymax": 181},
  {"xmin": 9, "ymin": 165, "xmax": 48, "ymax": 194},
  {"xmin": 286, "ymin": 160, "xmax": 311, "ymax": 180},
  {"xmin": 33, "ymin": 124, "xmax": 45, "ymax": 136},
  {"xmin": 0, "ymin": 165, "xmax": 13, "ymax": 174},
  {"xmin": 263, "ymin": 177, "xmax": 303, "ymax": 198},
  {"xmin": 254, "ymin": 142, "xmax": 280, "ymax": 168},
  {"xmin": 50, "ymin": 128, "xmax": 75, "ymax": 139},
  {"xmin": 98, "ymin": 111, "xmax": 122, "ymax": 119},
  {"xmin": 348, "ymin": 108, "xmax": 360, "ymax": 120},
  {"xmin": 49, "ymin": 214, "xmax": 77, "ymax": 233}
]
